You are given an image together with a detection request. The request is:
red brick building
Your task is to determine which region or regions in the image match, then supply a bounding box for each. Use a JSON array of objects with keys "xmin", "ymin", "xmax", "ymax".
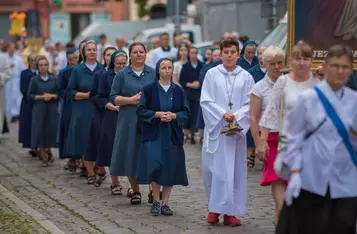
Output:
[{"xmin": 0, "ymin": 0, "xmax": 128, "ymax": 40}]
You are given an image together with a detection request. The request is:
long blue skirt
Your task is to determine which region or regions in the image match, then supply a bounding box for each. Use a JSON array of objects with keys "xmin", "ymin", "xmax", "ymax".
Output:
[
  {"xmin": 84, "ymin": 105, "xmax": 103, "ymax": 161},
  {"xmin": 65, "ymin": 100, "xmax": 93, "ymax": 159},
  {"xmin": 196, "ymin": 106, "xmax": 205, "ymax": 130},
  {"xmin": 18, "ymin": 98, "xmax": 33, "ymax": 148},
  {"xmin": 136, "ymin": 127, "xmax": 189, "ymax": 187},
  {"xmin": 58, "ymin": 101, "xmax": 72, "ymax": 159},
  {"xmin": 96, "ymin": 110, "xmax": 117, "ymax": 167}
]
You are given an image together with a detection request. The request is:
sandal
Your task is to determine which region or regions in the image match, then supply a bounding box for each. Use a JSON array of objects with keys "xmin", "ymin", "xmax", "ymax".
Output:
[
  {"xmin": 87, "ymin": 176, "xmax": 96, "ymax": 185},
  {"xmin": 127, "ymin": 188, "xmax": 134, "ymax": 198},
  {"xmin": 130, "ymin": 191, "xmax": 142, "ymax": 205},
  {"xmin": 110, "ymin": 184, "xmax": 122, "ymax": 195},
  {"xmin": 41, "ymin": 161, "xmax": 49, "ymax": 167},
  {"xmin": 93, "ymin": 173, "xmax": 106, "ymax": 187},
  {"xmin": 247, "ymin": 155, "xmax": 255, "ymax": 168}
]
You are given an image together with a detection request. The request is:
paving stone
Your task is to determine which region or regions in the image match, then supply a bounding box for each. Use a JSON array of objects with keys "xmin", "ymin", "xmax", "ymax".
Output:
[{"xmin": 0, "ymin": 123, "xmax": 276, "ymax": 234}]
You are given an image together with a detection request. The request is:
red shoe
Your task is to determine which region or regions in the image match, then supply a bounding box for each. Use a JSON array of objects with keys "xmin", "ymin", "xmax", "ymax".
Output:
[
  {"xmin": 206, "ymin": 212, "xmax": 219, "ymax": 224},
  {"xmin": 223, "ymin": 215, "xmax": 241, "ymax": 227}
]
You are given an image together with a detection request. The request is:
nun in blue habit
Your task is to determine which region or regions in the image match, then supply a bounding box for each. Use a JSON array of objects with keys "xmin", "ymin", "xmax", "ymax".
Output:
[
  {"xmin": 95, "ymin": 49, "xmax": 128, "ymax": 191},
  {"xmin": 237, "ymin": 40, "xmax": 259, "ymax": 71},
  {"xmin": 84, "ymin": 46, "xmax": 116, "ymax": 169},
  {"xmin": 18, "ymin": 52, "xmax": 37, "ymax": 155},
  {"xmin": 65, "ymin": 40, "xmax": 103, "ymax": 180},
  {"xmin": 136, "ymin": 58, "xmax": 189, "ymax": 215},
  {"xmin": 57, "ymin": 48, "xmax": 78, "ymax": 160}
]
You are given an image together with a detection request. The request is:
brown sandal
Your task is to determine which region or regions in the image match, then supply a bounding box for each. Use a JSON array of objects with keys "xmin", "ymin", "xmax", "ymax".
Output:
[
  {"xmin": 130, "ymin": 191, "xmax": 142, "ymax": 205},
  {"xmin": 111, "ymin": 184, "xmax": 122, "ymax": 195}
]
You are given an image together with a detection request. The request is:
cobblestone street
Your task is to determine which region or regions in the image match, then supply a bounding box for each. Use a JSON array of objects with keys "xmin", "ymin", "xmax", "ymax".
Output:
[{"xmin": 0, "ymin": 123, "xmax": 275, "ymax": 234}]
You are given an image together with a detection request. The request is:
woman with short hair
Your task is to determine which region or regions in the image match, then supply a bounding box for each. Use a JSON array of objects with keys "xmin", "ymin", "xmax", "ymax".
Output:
[{"xmin": 249, "ymin": 46, "xmax": 286, "ymax": 224}]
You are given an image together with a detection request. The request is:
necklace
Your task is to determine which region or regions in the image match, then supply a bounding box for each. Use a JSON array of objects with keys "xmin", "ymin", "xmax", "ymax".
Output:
[{"xmin": 224, "ymin": 73, "xmax": 238, "ymax": 110}]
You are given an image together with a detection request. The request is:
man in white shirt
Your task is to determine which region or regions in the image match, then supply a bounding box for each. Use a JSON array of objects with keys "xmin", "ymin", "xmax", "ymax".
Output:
[
  {"xmin": 200, "ymin": 39, "xmax": 254, "ymax": 227},
  {"xmin": 148, "ymin": 33, "xmax": 177, "ymax": 68},
  {"xmin": 96, "ymin": 34, "xmax": 112, "ymax": 63}
]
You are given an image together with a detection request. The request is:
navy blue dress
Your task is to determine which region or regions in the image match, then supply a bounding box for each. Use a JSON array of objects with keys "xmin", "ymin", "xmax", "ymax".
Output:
[
  {"xmin": 65, "ymin": 63, "xmax": 103, "ymax": 159},
  {"xmin": 18, "ymin": 68, "xmax": 36, "ymax": 147},
  {"xmin": 136, "ymin": 82, "xmax": 189, "ymax": 186},
  {"xmin": 109, "ymin": 65, "xmax": 156, "ymax": 176},
  {"xmin": 237, "ymin": 56, "xmax": 258, "ymax": 71},
  {"xmin": 57, "ymin": 66, "xmax": 74, "ymax": 159},
  {"xmin": 27, "ymin": 75, "xmax": 59, "ymax": 148},
  {"xmin": 248, "ymin": 64, "xmax": 266, "ymax": 83},
  {"xmin": 96, "ymin": 69, "xmax": 117, "ymax": 167},
  {"xmin": 84, "ymin": 68, "xmax": 106, "ymax": 161},
  {"xmin": 179, "ymin": 61, "xmax": 203, "ymax": 132}
]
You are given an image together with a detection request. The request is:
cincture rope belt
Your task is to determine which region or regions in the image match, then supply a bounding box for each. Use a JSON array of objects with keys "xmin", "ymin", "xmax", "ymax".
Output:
[{"xmin": 205, "ymin": 128, "xmax": 221, "ymax": 154}]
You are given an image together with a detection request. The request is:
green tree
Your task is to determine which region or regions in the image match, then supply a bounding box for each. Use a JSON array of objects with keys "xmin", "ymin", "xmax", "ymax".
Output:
[{"xmin": 94, "ymin": 0, "xmax": 149, "ymax": 19}]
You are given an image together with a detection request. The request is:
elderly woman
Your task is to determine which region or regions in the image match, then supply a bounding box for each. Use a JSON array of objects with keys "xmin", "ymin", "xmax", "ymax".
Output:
[
  {"xmin": 257, "ymin": 42, "xmax": 320, "ymax": 163},
  {"xmin": 27, "ymin": 56, "xmax": 58, "ymax": 167},
  {"xmin": 249, "ymin": 46, "xmax": 285, "ymax": 224},
  {"xmin": 65, "ymin": 40, "xmax": 103, "ymax": 182},
  {"xmin": 136, "ymin": 58, "xmax": 189, "ymax": 216},
  {"xmin": 110, "ymin": 42, "xmax": 156, "ymax": 204},
  {"xmin": 95, "ymin": 49, "xmax": 128, "ymax": 192},
  {"xmin": 276, "ymin": 45, "xmax": 357, "ymax": 234}
]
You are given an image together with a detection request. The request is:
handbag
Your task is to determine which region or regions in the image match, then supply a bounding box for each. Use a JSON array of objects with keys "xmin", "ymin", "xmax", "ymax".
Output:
[{"xmin": 314, "ymin": 86, "xmax": 357, "ymax": 168}]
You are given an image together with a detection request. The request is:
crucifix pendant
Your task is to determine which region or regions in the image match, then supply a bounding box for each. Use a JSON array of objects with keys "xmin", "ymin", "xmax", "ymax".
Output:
[{"xmin": 228, "ymin": 102, "xmax": 233, "ymax": 110}]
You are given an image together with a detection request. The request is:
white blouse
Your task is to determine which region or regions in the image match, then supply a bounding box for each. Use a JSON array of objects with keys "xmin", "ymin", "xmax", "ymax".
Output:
[
  {"xmin": 250, "ymin": 75, "xmax": 278, "ymax": 131},
  {"xmin": 259, "ymin": 73, "xmax": 320, "ymax": 134},
  {"xmin": 173, "ymin": 61, "xmax": 184, "ymax": 81}
]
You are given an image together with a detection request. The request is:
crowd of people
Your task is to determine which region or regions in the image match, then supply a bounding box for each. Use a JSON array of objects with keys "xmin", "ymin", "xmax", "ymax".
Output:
[{"xmin": 0, "ymin": 30, "xmax": 356, "ymax": 234}]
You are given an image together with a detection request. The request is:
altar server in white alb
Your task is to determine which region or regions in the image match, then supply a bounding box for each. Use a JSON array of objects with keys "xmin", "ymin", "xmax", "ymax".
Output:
[
  {"xmin": 276, "ymin": 44, "xmax": 357, "ymax": 234},
  {"xmin": 200, "ymin": 39, "xmax": 254, "ymax": 227}
]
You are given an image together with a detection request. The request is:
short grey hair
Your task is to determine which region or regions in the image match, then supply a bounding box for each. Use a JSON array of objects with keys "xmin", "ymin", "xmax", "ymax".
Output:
[{"xmin": 262, "ymin": 46, "xmax": 285, "ymax": 64}]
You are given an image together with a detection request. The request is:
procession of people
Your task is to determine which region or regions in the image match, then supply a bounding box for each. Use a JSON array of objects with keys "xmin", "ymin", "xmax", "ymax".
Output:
[{"xmin": 0, "ymin": 31, "xmax": 357, "ymax": 234}]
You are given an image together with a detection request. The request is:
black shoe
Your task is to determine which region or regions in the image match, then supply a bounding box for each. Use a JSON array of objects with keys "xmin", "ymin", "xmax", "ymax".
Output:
[
  {"xmin": 29, "ymin": 149, "xmax": 38, "ymax": 157},
  {"xmin": 79, "ymin": 167, "xmax": 88, "ymax": 178},
  {"xmin": 148, "ymin": 191, "xmax": 153, "ymax": 204},
  {"xmin": 190, "ymin": 137, "xmax": 196, "ymax": 144},
  {"xmin": 48, "ymin": 152, "xmax": 54, "ymax": 163}
]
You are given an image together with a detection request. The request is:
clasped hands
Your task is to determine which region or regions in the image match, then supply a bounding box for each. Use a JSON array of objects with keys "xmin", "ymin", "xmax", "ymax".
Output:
[
  {"xmin": 155, "ymin": 112, "xmax": 176, "ymax": 122},
  {"xmin": 186, "ymin": 81, "xmax": 200, "ymax": 89},
  {"xmin": 43, "ymin": 93, "xmax": 57, "ymax": 101}
]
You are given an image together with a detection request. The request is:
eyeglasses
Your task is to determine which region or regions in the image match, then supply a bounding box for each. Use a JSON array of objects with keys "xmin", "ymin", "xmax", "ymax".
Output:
[{"xmin": 328, "ymin": 63, "xmax": 352, "ymax": 70}]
